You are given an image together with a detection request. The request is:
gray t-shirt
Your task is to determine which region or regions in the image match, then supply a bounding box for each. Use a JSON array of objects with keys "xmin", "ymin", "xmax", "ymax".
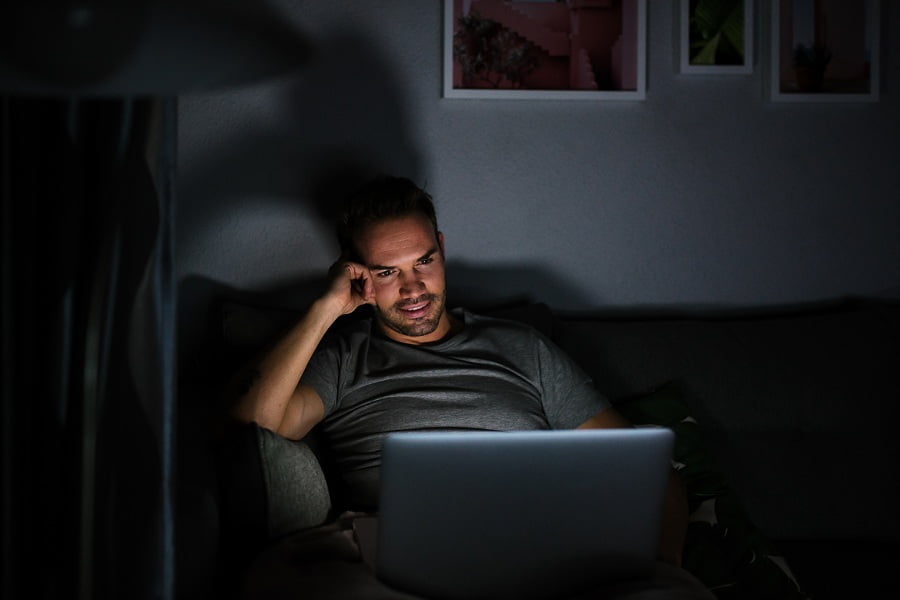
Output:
[{"xmin": 301, "ymin": 308, "xmax": 610, "ymax": 508}]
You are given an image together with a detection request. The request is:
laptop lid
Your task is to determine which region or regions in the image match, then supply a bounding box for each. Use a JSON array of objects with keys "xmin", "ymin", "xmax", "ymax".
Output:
[{"xmin": 373, "ymin": 428, "xmax": 674, "ymax": 600}]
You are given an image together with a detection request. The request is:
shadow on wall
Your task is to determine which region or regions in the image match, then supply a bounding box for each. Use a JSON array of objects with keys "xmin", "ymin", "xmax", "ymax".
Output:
[
  {"xmin": 178, "ymin": 24, "xmax": 424, "ymax": 227},
  {"xmin": 177, "ymin": 23, "xmax": 425, "ymax": 369},
  {"xmin": 447, "ymin": 260, "xmax": 598, "ymax": 311}
]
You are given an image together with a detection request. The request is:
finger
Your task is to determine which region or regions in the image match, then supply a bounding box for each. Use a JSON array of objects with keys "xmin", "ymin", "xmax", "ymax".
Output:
[{"xmin": 341, "ymin": 261, "xmax": 369, "ymax": 280}]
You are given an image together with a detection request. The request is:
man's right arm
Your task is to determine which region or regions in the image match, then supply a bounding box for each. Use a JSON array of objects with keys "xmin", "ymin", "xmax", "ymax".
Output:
[{"xmin": 226, "ymin": 261, "xmax": 374, "ymax": 440}]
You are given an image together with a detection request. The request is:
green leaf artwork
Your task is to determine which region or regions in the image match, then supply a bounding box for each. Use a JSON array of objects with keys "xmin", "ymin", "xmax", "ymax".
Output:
[{"xmin": 689, "ymin": 0, "xmax": 745, "ymax": 66}]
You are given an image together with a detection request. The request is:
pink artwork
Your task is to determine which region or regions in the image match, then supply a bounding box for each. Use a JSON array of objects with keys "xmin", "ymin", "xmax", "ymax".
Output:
[{"xmin": 444, "ymin": 0, "xmax": 646, "ymax": 100}]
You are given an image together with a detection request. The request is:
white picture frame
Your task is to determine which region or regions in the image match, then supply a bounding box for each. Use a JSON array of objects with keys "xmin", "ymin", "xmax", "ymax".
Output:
[
  {"xmin": 769, "ymin": 0, "xmax": 880, "ymax": 102},
  {"xmin": 443, "ymin": 0, "xmax": 647, "ymax": 100},
  {"xmin": 679, "ymin": 0, "xmax": 754, "ymax": 74}
]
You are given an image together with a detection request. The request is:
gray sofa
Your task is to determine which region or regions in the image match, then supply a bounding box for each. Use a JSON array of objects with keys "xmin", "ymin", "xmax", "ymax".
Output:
[{"xmin": 183, "ymin": 296, "xmax": 900, "ymax": 599}]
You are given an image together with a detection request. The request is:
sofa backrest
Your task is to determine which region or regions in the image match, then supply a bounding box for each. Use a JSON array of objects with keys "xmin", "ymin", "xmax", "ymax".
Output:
[{"xmin": 554, "ymin": 300, "xmax": 900, "ymax": 543}]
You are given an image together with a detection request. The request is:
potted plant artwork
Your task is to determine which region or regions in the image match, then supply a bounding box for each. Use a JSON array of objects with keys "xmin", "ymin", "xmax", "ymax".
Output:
[{"xmin": 792, "ymin": 42, "xmax": 831, "ymax": 92}]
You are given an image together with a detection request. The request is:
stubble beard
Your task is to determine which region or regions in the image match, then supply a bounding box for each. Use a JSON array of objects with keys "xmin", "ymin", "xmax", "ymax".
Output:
[{"xmin": 376, "ymin": 291, "xmax": 447, "ymax": 339}]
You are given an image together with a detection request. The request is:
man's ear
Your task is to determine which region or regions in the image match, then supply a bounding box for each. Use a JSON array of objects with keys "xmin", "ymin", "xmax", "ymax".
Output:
[{"xmin": 438, "ymin": 231, "xmax": 445, "ymax": 256}]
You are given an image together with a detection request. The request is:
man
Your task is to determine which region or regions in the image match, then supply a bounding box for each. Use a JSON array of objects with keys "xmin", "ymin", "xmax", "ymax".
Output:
[{"xmin": 230, "ymin": 175, "xmax": 712, "ymax": 599}]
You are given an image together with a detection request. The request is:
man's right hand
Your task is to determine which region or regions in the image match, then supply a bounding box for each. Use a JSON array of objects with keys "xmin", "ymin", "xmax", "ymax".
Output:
[{"xmin": 324, "ymin": 260, "xmax": 376, "ymax": 316}]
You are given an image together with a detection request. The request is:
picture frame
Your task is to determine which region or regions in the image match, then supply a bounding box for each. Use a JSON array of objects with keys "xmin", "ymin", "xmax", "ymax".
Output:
[
  {"xmin": 769, "ymin": 0, "xmax": 880, "ymax": 102},
  {"xmin": 442, "ymin": 0, "xmax": 646, "ymax": 100},
  {"xmin": 679, "ymin": 0, "xmax": 754, "ymax": 74}
]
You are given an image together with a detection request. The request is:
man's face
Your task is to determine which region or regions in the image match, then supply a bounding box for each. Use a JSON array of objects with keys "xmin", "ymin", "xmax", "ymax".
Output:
[{"xmin": 354, "ymin": 214, "xmax": 451, "ymax": 344}]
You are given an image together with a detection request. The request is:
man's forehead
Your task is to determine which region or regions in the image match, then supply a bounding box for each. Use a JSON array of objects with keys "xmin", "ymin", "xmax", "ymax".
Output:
[{"xmin": 357, "ymin": 215, "xmax": 439, "ymax": 263}]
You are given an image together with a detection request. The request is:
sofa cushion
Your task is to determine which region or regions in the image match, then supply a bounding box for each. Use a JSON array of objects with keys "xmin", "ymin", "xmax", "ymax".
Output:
[
  {"xmin": 257, "ymin": 426, "xmax": 332, "ymax": 537},
  {"xmin": 616, "ymin": 382, "xmax": 808, "ymax": 599},
  {"xmin": 217, "ymin": 422, "xmax": 332, "ymax": 558}
]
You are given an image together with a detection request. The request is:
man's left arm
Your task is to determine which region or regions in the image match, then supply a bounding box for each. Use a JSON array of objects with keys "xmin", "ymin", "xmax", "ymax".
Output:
[{"xmin": 577, "ymin": 407, "xmax": 689, "ymax": 568}]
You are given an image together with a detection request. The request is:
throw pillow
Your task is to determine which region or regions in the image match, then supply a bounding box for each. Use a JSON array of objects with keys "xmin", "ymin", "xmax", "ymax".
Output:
[
  {"xmin": 615, "ymin": 381, "xmax": 809, "ymax": 600},
  {"xmin": 217, "ymin": 422, "xmax": 332, "ymax": 560}
]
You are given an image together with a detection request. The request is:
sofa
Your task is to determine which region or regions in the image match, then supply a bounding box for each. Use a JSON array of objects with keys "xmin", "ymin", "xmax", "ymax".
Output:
[{"xmin": 178, "ymin": 294, "xmax": 900, "ymax": 599}]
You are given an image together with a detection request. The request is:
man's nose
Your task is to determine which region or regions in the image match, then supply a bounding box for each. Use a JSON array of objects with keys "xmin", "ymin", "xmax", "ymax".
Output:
[{"xmin": 399, "ymin": 270, "xmax": 425, "ymax": 295}]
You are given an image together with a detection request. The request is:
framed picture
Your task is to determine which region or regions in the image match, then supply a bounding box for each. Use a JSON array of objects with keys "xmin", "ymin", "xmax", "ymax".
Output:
[
  {"xmin": 679, "ymin": 0, "xmax": 754, "ymax": 74},
  {"xmin": 443, "ymin": 0, "xmax": 646, "ymax": 100},
  {"xmin": 770, "ymin": 0, "xmax": 880, "ymax": 102}
]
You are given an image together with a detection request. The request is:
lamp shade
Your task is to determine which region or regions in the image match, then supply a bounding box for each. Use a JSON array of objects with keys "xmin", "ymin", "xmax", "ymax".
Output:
[{"xmin": 0, "ymin": 0, "xmax": 311, "ymax": 96}]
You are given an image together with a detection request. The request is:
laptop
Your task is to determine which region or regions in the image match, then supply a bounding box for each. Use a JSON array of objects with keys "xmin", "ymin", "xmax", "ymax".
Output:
[{"xmin": 359, "ymin": 428, "xmax": 674, "ymax": 600}]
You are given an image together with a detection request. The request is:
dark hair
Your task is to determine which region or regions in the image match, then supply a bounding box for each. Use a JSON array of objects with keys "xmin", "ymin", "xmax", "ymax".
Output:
[{"xmin": 336, "ymin": 175, "xmax": 439, "ymax": 260}]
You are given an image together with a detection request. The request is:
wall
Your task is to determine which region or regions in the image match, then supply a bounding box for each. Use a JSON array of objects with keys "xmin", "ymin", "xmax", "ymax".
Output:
[{"xmin": 177, "ymin": 0, "xmax": 900, "ymax": 354}]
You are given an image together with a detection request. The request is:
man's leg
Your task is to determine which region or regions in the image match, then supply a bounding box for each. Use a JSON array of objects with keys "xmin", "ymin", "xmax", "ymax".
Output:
[
  {"xmin": 239, "ymin": 519, "xmax": 421, "ymax": 600},
  {"xmin": 569, "ymin": 562, "xmax": 716, "ymax": 600}
]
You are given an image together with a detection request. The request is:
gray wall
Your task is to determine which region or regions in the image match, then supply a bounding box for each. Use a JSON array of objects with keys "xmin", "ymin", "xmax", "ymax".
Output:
[{"xmin": 177, "ymin": 0, "xmax": 900, "ymax": 346}]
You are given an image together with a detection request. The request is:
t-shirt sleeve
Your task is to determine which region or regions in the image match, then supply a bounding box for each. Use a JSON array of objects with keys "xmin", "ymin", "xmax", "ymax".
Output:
[
  {"xmin": 532, "ymin": 330, "xmax": 611, "ymax": 428},
  {"xmin": 299, "ymin": 332, "xmax": 343, "ymax": 416}
]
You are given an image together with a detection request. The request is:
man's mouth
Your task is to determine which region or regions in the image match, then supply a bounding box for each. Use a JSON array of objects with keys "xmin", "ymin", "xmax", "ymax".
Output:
[{"xmin": 397, "ymin": 297, "xmax": 432, "ymax": 319}]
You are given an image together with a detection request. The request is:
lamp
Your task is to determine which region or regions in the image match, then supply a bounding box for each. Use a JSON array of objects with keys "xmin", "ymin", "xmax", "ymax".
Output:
[{"xmin": 0, "ymin": 0, "xmax": 311, "ymax": 95}]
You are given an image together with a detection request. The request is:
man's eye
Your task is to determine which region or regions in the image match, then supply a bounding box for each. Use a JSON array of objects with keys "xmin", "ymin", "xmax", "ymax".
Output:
[
  {"xmin": 377, "ymin": 269, "xmax": 395, "ymax": 278},
  {"xmin": 418, "ymin": 257, "xmax": 434, "ymax": 266}
]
